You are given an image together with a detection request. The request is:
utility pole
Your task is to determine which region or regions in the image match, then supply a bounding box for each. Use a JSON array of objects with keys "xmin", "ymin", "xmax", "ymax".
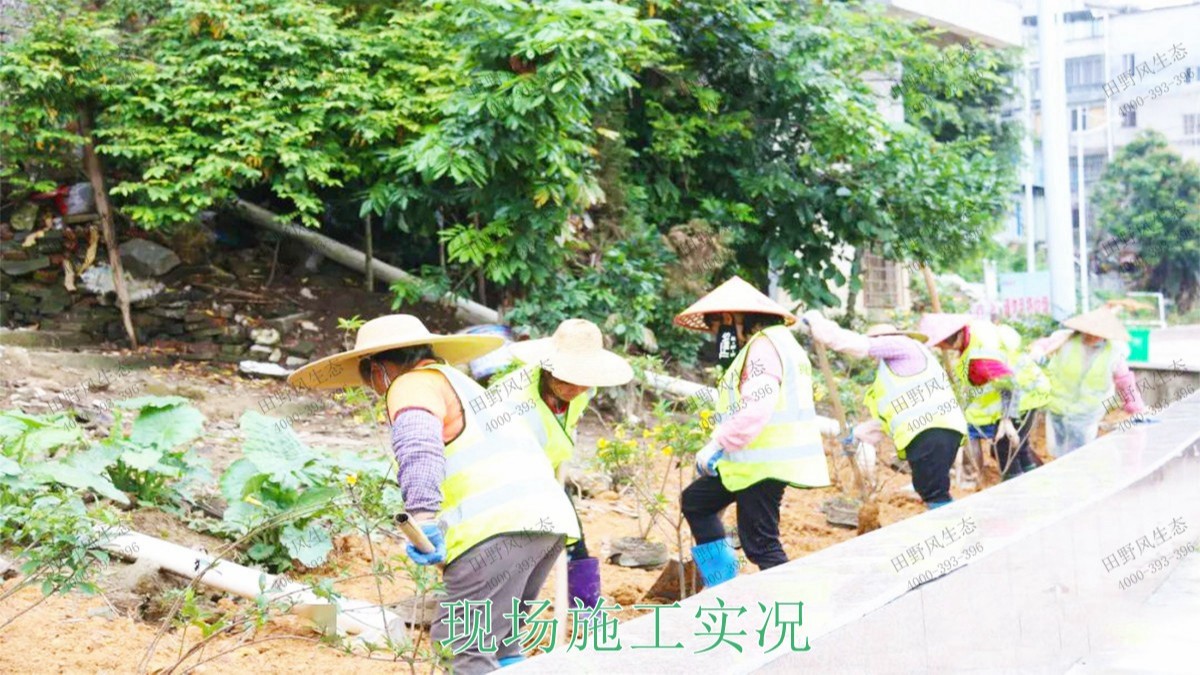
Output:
[
  {"xmin": 1075, "ymin": 111, "xmax": 1091, "ymax": 312},
  {"xmin": 1038, "ymin": 0, "xmax": 1077, "ymax": 318},
  {"xmin": 1022, "ymin": 53, "xmax": 1038, "ymax": 273}
]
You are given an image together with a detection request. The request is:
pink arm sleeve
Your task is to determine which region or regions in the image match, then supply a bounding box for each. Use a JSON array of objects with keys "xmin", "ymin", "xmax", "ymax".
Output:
[
  {"xmin": 1112, "ymin": 352, "xmax": 1147, "ymax": 413},
  {"xmin": 714, "ymin": 338, "xmax": 783, "ymax": 452}
]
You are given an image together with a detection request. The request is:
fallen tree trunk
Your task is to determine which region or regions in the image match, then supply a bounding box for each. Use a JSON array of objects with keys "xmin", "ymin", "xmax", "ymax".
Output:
[{"xmin": 233, "ymin": 200, "xmax": 499, "ymax": 325}]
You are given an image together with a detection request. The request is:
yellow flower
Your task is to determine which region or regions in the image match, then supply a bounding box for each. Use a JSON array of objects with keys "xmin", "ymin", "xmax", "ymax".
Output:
[
  {"xmin": 652, "ymin": 426, "xmax": 664, "ymax": 435},
  {"xmin": 615, "ymin": 427, "xmax": 626, "ymax": 440},
  {"xmin": 346, "ymin": 473, "xmax": 358, "ymax": 486},
  {"xmin": 700, "ymin": 410, "xmax": 714, "ymax": 421},
  {"xmin": 243, "ymin": 495, "xmax": 263, "ymax": 507},
  {"xmin": 642, "ymin": 429, "xmax": 653, "ymax": 439},
  {"xmin": 597, "ymin": 438, "xmax": 610, "ymax": 450},
  {"xmin": 661, "ymin": 445, "xmax": 674, "ymax": 456}
]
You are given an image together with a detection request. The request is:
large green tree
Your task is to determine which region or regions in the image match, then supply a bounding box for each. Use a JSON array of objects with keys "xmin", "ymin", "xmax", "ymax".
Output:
[{"xmin": 1094, "ymin": 131, "xmax": 1200, "ymax": 311}]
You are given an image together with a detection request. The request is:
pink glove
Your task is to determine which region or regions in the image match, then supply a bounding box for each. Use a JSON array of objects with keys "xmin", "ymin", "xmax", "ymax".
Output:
[
  {"xmin": 852, "ymin": 419, "xmax": 886, "ymax": 446},
  {"xmin": 1123, "ymin": 400, "xmax": 1147, "ymax": 415}
]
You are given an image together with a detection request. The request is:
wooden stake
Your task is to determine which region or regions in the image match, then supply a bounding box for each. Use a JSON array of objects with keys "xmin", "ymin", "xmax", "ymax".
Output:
[
  {"xmin": 78, "ymin": 105, "xmax": 138, "ymax": 348},
  {"xmin": 812, "ymin": 339, "xmax": 867, "ymax": 499},
  {"xmin": 364, "ymin": 213, "xmax": 374, "ymax": 291}
]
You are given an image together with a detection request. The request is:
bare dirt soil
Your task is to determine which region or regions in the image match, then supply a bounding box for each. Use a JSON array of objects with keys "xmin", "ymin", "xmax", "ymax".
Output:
[{"xmin": 0, "ymin": 320, "xmax": 1119, "ymax": 673}]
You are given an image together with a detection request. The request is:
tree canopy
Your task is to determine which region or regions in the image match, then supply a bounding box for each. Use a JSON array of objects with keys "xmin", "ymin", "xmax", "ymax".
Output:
[
  {"xmin": 1093, "ymin": 131, "xmax": 1200, "ymax": 312},
  {"xmin": 1, "ymin": 0, "xmax": 1023, "ymax": 361}
]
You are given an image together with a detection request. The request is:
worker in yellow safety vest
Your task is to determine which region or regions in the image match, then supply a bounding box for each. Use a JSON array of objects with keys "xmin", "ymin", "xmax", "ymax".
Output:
[
  {"xmin": 288, "ymin": 315, "xmax": 580, "ymax": 673},
  {"xmin": 1030, "ymin": 307, "xmax": 1147, "ymax": 455},
  {"xmin": 674, "ymin": 276, "xmax": 832, "ymax": 588},
  {"xmin": 802, "ymin": 314, "xmax": 968, "ymax": 509},
  {"xmin": 498, "ymin": 319, "xmax": 633, "ymax": 611},
  {"xmin": 918, "ymin": 314, "xmax": 1050, "ymax": 481}
]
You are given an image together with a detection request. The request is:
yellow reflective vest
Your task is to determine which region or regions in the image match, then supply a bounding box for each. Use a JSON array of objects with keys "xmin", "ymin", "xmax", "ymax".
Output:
[
  {"xmin": 712, "ymin": 325, "xmax": 831, "ymax": 492},
  {"xmin": 421, "ymin": 364, "xmax": 580, "ymax": 564},
  {"xmin": 998, "ymin": 325, "xmax": 1052, "ymax": 414},
  {"xmin": 863, "ymin": 341, "xmax": 967, "ymax": 460},
  {"xmin": 957, "ymin": 320, "xmax": 1049, "ymax": 425},
  {"xmin": 499, "ymin": 365, "xmax": 592, "ymax": 472},
  {"xmin": 1045, "ymin": 334, "xmax": 1120, "ymax": 416}
]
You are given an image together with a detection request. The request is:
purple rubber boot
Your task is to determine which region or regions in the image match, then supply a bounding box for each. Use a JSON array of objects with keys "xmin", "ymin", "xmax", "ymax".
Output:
[{"xmin": 567, "ymin": 557, "xmax": 602, "ymax": 610}]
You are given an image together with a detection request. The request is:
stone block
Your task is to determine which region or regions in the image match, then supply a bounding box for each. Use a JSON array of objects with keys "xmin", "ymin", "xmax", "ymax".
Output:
[
  {"xmin": 119, "ymin": 238, "xmax": 181, "ymax": 277},
  {"xmin": 0, "ymin": 257, "xmax": 50, "ymax": 276}
]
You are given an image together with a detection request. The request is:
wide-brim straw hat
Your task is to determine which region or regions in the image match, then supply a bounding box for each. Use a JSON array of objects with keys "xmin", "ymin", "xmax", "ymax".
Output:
[
  {"xmin": 1063, "ymin": 307, "xmax": 1130, "ymax": 342},
  {"xmin": 866, "ymin": 323, "xmax": 927, "ymax": 342},
  {"xmin": 508, "ymin": 319, "xmax": 634, "ymax": 387},
  {"xmin": 287, "ymin": 314, "xmax": 504, "ymax": 389},
  {"xmin": 673, "ymin": 275, "xmax": 796, "ymax": 332},
  {"xmin": 917, "ymin": 313, "xmax": 974, "ymax": 348}
]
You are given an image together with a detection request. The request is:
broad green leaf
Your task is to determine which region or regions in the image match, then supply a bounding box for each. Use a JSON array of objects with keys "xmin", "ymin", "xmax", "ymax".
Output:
[
  {"xmin": 247, "ymin": 542, "xmax": 277, "ymax": 561},
  {"xmin": 0, "ymin": 455, "xmax": 21, "ymax": 476},
  {"xmin": 120, "ymin": 447, "xmax": 165, "ymax": 471},
  {"xmin": 30, "ymin": 463, "xmax": 129, "ymax": 505},
  {"xmin": 115, "ymin": 395, "xmax": 190, "ymax": 411},
  {"xmin": 130, "ymin": 405, "xmax": 206, "ymax": 450},
  {"xmin": 280, "ymin": 522, "xmax": 333, "ymax": 568}
]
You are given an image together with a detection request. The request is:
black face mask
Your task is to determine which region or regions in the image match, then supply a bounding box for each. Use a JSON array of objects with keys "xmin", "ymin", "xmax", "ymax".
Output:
[{"xmin": 716, "ymin": 325, "xmax": 741, "ymax": 369}]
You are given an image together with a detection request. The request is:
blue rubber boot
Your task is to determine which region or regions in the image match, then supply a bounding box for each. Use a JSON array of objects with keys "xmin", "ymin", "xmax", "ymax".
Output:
[
  {"xmin": 926, "ymin": 500, "xmax": 952, "ymax": 510},
  {"xmin": 692, "ymin": 540, "xmax": 739, "ymax": 588},
  {"xmin": 498, "ymin": 655, "xmax": 526, "ymax": 667}
]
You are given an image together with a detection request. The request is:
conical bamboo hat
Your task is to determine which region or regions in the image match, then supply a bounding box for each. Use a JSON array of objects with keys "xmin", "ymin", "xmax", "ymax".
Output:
[
  {"xmin": 673, "ymin": 276, "xmax": 795, "ymax": 332},
  {"xmin": 1063, "ymin": 307, "xmax": 1130, "ymax": 342}
]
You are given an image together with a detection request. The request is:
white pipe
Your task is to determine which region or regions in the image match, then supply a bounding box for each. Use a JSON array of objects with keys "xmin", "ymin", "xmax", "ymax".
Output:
[
  {"xmin": 100, "ymin": 530, "xmax": 404, "ymax": 645},
  {"xmin": 234, "ymin": 199, "xmax": 500, "ymax": 326}
]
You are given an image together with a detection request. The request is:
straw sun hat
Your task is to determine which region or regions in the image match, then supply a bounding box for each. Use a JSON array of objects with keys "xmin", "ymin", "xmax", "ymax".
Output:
[
  {"xmin": 674, "ymin": 276, "xmax": 796, "ymax": 332},
  {"xmin": 1063, "ymin": 307, "xmax": 1131, "ymax": 343},
  {"xmin": 916, "ymin": 313, "xmax": 974, "ymax": 348},
  {"xmin": 508, "ymin": 319, "xmax": 634, "ymax": 388},
  {"xmin": 865, "ymin": 324, "xmax": 928, "ymax": 343},
  {"xmin": 287, "ymin": 314, "xmax": 504, "ymax": 389}
]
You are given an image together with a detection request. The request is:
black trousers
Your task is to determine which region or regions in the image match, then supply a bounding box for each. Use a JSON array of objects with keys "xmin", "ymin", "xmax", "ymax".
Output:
[
  {"xmin": 681, "ymin": 476, "xmax": 788, "ymax": 570},
  {"xmin": 905, "ymin": 428, "xmax": 963, "ymax": 504}
]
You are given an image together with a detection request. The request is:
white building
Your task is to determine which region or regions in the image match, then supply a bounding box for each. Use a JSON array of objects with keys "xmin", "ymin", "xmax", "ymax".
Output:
[
  {"xmin": 1000, "ymin": 0, "xmax": 1200, "ymax": 248},
  {"xmin": 773, "ymin": 0, "xmax": 1023, "ymax": 317}
]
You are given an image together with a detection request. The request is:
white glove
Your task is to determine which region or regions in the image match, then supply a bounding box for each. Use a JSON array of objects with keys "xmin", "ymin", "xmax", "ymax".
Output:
[
  {"xmin": 815, "ymin": 415, "xmax": 841, "ymax": 437},
  {"xmin": 994, "ymin": 417, "xmax": 1020, "ymax": 448},
  {"xmin": 696, "ymin": 439, "xmax": 724, "ymax": 477}
]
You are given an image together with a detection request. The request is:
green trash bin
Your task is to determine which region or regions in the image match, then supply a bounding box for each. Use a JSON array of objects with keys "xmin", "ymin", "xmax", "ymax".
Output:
[{"xmin": 1128, "ymin": 327, "xmax": 1151, "ymax": 363}]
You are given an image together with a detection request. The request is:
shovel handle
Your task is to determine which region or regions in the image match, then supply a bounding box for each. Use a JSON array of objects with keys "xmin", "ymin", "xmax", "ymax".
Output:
[{"xmin": 396, "ymin": 513, "xmax": 436, "ymax": 554}]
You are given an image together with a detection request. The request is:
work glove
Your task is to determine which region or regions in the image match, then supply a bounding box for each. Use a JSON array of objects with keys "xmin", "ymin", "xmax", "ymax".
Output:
[
  {"xmin": 696, "ymin": 439, "xmax": 724, "ymax": 478},
  {"xmin": 993, "ymin": 417, "xmax": 1020, "ymax": 448},
  {"xmin": 405, "ymin": 522, "xmax": 446, "ymax": 566},
  {"xmin": 1123, "ymin": 401, "xmax": 1148, "ymax": 415}
]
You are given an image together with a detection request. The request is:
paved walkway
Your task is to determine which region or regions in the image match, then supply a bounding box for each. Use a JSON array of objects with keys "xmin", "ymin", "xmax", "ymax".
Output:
[
  {"xmin": 1068, "ymin": 542, "xmax": 1200, "ymax": 674},
  {"xmin": 1148, "ymin": 324, "xmax": 1200, "ymax": 368}
]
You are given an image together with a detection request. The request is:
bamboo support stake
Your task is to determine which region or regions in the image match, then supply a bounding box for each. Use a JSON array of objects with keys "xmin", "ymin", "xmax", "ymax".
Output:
[
  {"xmin": 812, "ymin": 338, "xmax": 867, "ymax": 500},
  {"xmin": 364, "ymin": 213, "xmax": 374, "ymax": 291},
  {"xmin": 554, "ymin": 464, "xmax": 570, "ymax": 645}
]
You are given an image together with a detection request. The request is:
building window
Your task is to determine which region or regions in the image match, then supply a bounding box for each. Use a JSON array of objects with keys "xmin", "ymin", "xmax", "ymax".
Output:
[
  {"xmin": 1085, "ymin": 155, "xmax": 1106, "ymax": 183},
  {"xmin": 1121, "ymin": 106, "xmax": 1137, "ymax": 128},
  {"xmin": 1071, "ymin": 107, "xmax": 1088, "ymax": 131},
  {"xmin": 1185, "ymin": 114, "xmax": 1200, "ymax": 137},
  {"xmin": 1122, "ymin": 53, "xmax": 1136, "ymax": 77},
  {"xmin": 863, "ymin": 252, "xmax": 902, "ymax": 310},
  {"xmin": 1065, "ymin": 56, "xmax": 1104, "ymax": 90}
]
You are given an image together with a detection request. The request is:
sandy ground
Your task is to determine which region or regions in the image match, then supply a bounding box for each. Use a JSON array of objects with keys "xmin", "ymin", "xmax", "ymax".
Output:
[{"xmin": 0, "ymin": 341, "xmax": 1072, "ymax": 674}]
